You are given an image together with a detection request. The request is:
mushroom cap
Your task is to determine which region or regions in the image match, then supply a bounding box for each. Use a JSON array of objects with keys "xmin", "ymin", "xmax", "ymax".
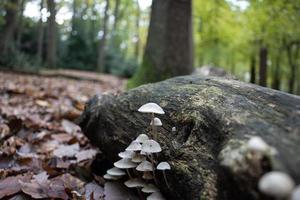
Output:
[
  {"xmin": 138, "ymin": 103, "xmax": 165, "ymax": 114},
  {"xmin": 136, "ymin": 134, "xmax": 149, "ymax": 143},
  {"xmin": 150, "ymin": 118, "xmax": 162, "ymax": 126},
  {"xmin": 136, "ymin": 160, "xmax": 153, "ymax": 172},
  {"xmin": 147, "ymin": 192, "xmax": 165, "ymax": 200},
  {"xmin": 114, "ymin": 158, "xmax": 137, "ymax": 169},
  {"xmin": 258, "ymin": 171, "xmax": 295, "ymax": 198},
  {"xmin": 291, "ymin": 186, "xmax": 300, "ymax": 200},
  {"xmin": 142, "ymin": 184, "xmax": 160, "ymax": 193},
  {"xmin": 126, "ymin": 140, "xmax": 142, "ymax": 151},
  {"xmin": 247, "ymin": 136, "xmax": 270, "ymax": 153},
  {"xmin": 107, "ymin": 167, "xmax": 126, "ymax": 176},
  {"xmin": 172, "ymin": 127, "xmax": 176, "ymax": 132},
  {"xmin": 132, "ymin": 154, "xmax": 145, "ymax": 163},
  {"xmin": 142, "ymin": 171, "xmax": 154, "ymax": 180},
  {"xmin": 124, "ymin": 178, "xmax": 145, "ymax": 188},
  {"xmin": 118, "ymin": 150, "xmax": 136, "ymax": 159},
  {"xmin": 142, "ymin": 139, "xmax": 162, "ymax": 153},
  {"xmin": 157, "ymin": 162, "xmax": 171, "ymax": 170},
  {"xmin": 103, "ymin": 174, "xmax": 120, "ymax": 180}
]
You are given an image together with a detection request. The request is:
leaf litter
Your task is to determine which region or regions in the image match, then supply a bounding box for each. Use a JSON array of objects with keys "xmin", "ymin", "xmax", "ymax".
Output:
[{"xmin": 0, "ymin": 72, "xmax": 137, "ymax": 199}]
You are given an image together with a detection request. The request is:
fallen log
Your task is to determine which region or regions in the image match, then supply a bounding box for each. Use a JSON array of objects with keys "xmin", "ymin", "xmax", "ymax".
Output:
[{"xmin": 79, "ymin": 75, "xmax": 300, "ymax": 200}]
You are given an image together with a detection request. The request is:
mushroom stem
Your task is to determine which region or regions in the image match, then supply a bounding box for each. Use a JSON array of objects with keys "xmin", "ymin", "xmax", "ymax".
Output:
[
  {"xmin": 126, "ymin": 169, "xmax": 133, "ymax": 179},
  {"xmin": 137, "ymin": 188, "xmax": 144, "ymax": 200},
  {"xmin": 151, "ymin": 113, "xmax": 156, "ymax": 140},
  {"xmin": 149, "ymin": 154, "xmax": 159, "ymax": 186},
  {"xmin": 163, "ymin": 171, "xmax": 170, "ymax": 189}
]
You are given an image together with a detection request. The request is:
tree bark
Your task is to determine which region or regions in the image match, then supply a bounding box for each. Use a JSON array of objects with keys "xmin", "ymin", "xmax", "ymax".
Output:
[
  {"xmin": 0, "ymin": 0, "xmax": 20, "ymax": 56},
  {"xmin": 286, "ymin": 44, "xmax": 299, "ymax": 94},
  {"xmin": 36, "ymin": 0, "xmax": 44, "ymax": 63},
  {"xmin": 259, "ymin": 46, "xmax": 268, "ymax": 87},
  {"xmin": 129, "ymin": 0, "xmax": 194, "ymax": 87},
  {"xmin": 250, "ymin": 54, "xmax": 256, "ymax": 84},
  {"xmin": 79, "ymin": 75, "xmax": 300, "ymax": 200},
  {"xmin": 46, "ymin": 0, "xmax": 57, "ymax": 68},
  {"xmin": 16, "ymin": 0, "xmax": 26, "ymax": 50},
  {"xmin": 134, "ymin": 0, "xmax": 140, "ymax": 60},
  {"xmin": 96, "ymin": 0, "xmax": 109, "ymax": 72},
  {"xmin": 271, "ymin": 49, "xmax": 281, "ymax": 90}
]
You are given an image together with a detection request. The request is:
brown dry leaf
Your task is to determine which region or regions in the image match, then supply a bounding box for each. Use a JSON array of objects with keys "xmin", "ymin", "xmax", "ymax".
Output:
[
  {"xmin": 0, "ymin": 124, "xmax": 10, "ymax": 140},
  {"xmin": 0, "ymin": 173, "xmax": 32, "ymax": 198},
  {"xmin": 53, "ymin": 143, "xmax": 80, "ymax": 158},
  {"xmin": 85, "ymin": 182, "xmax": 104, "ymax": 200},
  {"xmin": 19, "ymin": 171, "xmax": 68, "ymax": 200},
  {"xmin": 61, "ymin": 119, "xmax": 80, "ymax": 134},
  {"xmin": 76, "ymin": 149, "xmax": 98, "ymax": 163},
  {"xmin": 54, "ymin": 173, "xmax": 85, "ymax": 192},
  {"xmin": 51, "ymin": 133, "xmax": 75, "ymax": 143}
]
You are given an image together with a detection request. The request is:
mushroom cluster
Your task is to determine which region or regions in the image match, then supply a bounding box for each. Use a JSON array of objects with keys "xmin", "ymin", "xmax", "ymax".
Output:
[
  {"xmin": 246, "ymin": 136, "xmax": 300, "ymax": 200},
  {"xmin": 103, "ymin": 103, "xmax": 171, "ymax": 200}
]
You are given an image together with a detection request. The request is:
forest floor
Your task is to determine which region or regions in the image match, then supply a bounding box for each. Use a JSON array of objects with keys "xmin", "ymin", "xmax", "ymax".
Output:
[{"xmin": 0, "ymin": 71, "xmax": 138, "ymax": 199}]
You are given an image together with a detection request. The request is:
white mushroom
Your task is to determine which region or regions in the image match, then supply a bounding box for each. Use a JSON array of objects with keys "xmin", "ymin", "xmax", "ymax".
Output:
[
  {"xmin": 247, "ymin": 136, "xmax": 270, "ymax": 153},
  {"xmin": 258, "ymin": 171, "xmax": 295, "ymax": 198},
  {"xmin": 126, "ymin": 140, "xmax": 142, "ymax": 151},
  {"xmin": 132, "ymin": 153, "xmax": 145, "ymax": 163},
  {"xmin": 142, "ymin": 184, "xmax": 160, "ymax": 193},
  {"xmin": 107, "ymin": 167, "xmax": 126, "ymax": 176},
  {"xmin": 150, "ymin": 118, "xmax": 162, "ymax": 126},
  {"xmin": 124, "ymin": 178, "xmax": 146, "ymax": 188},
  {"xmin": 118, "ymin": 150, "xmax": 136, "ymax": 159},
  {"xmin": 157, "ymin": 162, "xmax": 171, "ymax": 188},
  {"xmin": 172, "ymin": 127, "xmax": 176, "ymax": 132},
  {"xmin": 147, "ymin": 192, "xmax": 166, "ymax": 200},
  {"xmin": 138, "ymin": 103, "xmax": 165, "ymax": 114},
  {"xmin": 103, "ymin": 174, "xmax": 120, "ymax": 180},
  {"xmin": 114, "ymin": 158, "xmax": 137, "ymax": 169},
  {"xmin": 136, "ymin": 134, "xmax": 149, "ymax": 143},
  {"xmin": 291, "ymin": 186, "xmax": 300, "ymax": 200},
  {"xmin": 157, "ymin": 162, "xmax": 171, "ymax": 170},
  {"xmin": 143, "ymin": 171, "xmax": 154, "ymax": 180},
  {"xmin": 142, "ymin": 140, "xmax": 162, "ymax": 153},
  {"xmin": 136, "ymin": 160, "xmax": 153, "ymax": 172}
]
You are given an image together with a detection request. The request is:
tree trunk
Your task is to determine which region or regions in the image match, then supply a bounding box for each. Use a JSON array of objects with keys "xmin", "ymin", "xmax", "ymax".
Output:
[
  {"xmin": 271, "ymin": 49, "xmax": 281, "ymax": 90},
  {"xmin": 287, "ymin": 44, "xmax": 299, "ymax": 94},
  {"xmin": 250, "ymin": 54, "xmax": 256, "ymax": 84},
  {"xmin": 259, "ymin": 46, "xmax": 268, "ymax": 87},
  {"xmin": 134, "ymin": 1, "xmax": 140, "ymax": 61},
  {"xmin": 16, "ymin": 0, "xmax": 26, "ymax": 50},
  {"xmin": 112, "ymin": 0, "xmax": 120, "ymax": 35},
  {"xmin": 128, "ymin": 0, "xmax": 194, "ymax": 87},
  {"xmin": 37, "ymin": 0, "xmax": 44, "ymax": 64},
  {"xmin": 96, "ymin": 0, "xmax": 109, "ymax": 72},
  {"xmin": 79, "ymin": 75, "xmax": 300, "ymax": 200},
  {"xmin": 46, "ymin": 0, "xmax": 57, "ymax": 68},
  {"xmin": 0, "ymin": 0, "xmax": 20, "ymax": 57}
]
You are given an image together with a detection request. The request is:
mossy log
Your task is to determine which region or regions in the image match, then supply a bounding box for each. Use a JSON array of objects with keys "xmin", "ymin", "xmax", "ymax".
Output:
[{"xmin": 79, "ymin": 75, "xmax": 300, "ymax": 200}]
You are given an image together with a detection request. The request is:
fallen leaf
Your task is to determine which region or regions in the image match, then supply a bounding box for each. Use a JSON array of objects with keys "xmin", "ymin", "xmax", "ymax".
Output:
[
  {"xmin": 85, "ymin": 182, "xmax": 104, "ymax": 200},
  {"xmin": 104, "ymin": 182, "xmax": 139, "ymax": 200},
  {"xmin": 53, "ymin": 143, "xmax": 80, "ymax": 158},
  {"xmin": 76, "ymin": 149, "xmax": 98, "ymax": 163},
  {"xmin": 0, "ymin": 174, "xmax": 32, "ymax": 198}
]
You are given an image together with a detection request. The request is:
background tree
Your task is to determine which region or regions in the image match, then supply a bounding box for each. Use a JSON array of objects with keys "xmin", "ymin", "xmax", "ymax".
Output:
[
  {"xmin": 128, "ymin": 0, "xmax": 194, "ymax": 88},
  {"xmin": 46, "ymin": 0, "xmax": 57, "ymax": 68}
]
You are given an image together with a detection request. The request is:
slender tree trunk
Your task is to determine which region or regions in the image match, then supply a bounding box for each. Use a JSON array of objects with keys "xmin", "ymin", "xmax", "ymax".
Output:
[
  {"xmin": 250, "ymin": 54, "xmax": 256, "ymax": 84},
  {"xmin": 134, "ymin": 1, "xmax": 140, "ymax": 60},
  {"xmin": 37, "ymin": 0, "xmax": 44, "ymax": 63},
  {"xmin": 46, "ymin": 0, "xmax": 57, "ymax": 68},
  {"xmin": 0, "ymin": 0, "xmax": 20, "ymax": 56},
  {"xmin": 112, "ymin": 0, "xmax": 120, "ymax": 34},
  {"xmin": 287, "ymin": 44, "xmax": 300, "ymax": 94},
  {"xmin": 129, "ymin": 0, "xmax": 194, "ymax": 87},
  {"xmin": 272, "ymin": 49, "xmax": 281, "ymax": 90},
  {"xmin": 16, "ymin": 0, "xmax": 26, "ymax": 50},
  {"xmin": 97, "ymin": 0, "xmax": 109, "ymax": 72},
  {"xmin": 259, "ymin": 46, "xmax": 268, "ymax": 87}
]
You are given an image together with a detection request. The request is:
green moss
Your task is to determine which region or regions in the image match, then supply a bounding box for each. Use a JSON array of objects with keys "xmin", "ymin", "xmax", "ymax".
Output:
[{"xmin": 127, "ymin": 56, "xmax": 172, "ymax": 89}]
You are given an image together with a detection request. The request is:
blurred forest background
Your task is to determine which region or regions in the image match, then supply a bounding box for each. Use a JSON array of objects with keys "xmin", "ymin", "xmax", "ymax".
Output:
[{"xmin": 0, "ymin": 0, "xmax": 300, "ymax": 94}]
